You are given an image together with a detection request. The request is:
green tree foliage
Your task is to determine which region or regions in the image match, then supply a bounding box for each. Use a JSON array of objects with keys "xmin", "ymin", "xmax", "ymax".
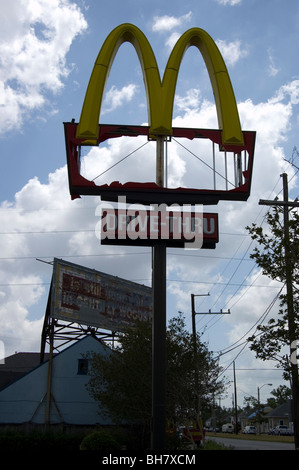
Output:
[
  {"xmin": 86, "ymin": 313, "xmax": 225, "ymax": 445},
  {"xmin": 246, "ymin": 203, "xmax": 299, "ymax": 448},
  {"xmin": 87, "ymin": 319, "xmax": 152, "ymax": 425},
  {"xmin": 267, "ymin": 385, "xmax": 292, "ymax": 408},
  {"xmin": 246, "ymin": 206, "xmax": 299, "ymax": 373}
]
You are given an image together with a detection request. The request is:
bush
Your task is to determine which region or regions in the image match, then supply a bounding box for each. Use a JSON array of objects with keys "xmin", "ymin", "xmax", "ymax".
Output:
[
  {"xmin": 0, "ymin": 431, "xmax": 83, "ymax": 450},
  {"xmin": 80, "ymin": 431, "xmax": 122, "ymax": 451}
]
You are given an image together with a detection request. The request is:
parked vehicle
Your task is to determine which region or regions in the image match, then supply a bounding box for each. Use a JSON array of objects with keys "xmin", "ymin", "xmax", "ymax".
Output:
[
  {"xmin": 181, "ymin": 426, "xmax": 206, "ymax": 446},
  {"xmin": 270, "ymin": 425, "xmax": 292, "ymax": 435},
  {"xmin": 243, "ymin": 425, "xmax": 256, "ymax": 434},
  {"xmin": 222, "ymin": 423, "xmax": 233, "ymax": 433}
]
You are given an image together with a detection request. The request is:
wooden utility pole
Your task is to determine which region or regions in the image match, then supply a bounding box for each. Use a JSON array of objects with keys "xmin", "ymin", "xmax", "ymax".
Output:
[
  {"xmin": 233, "ymin": 361, "xmax": 238, "ymax": 434},
  {"xmin": 259, "ymin": 172, "xmax": 299, "ymax": 450},
  {"xmin": 191, "ymin": 294, "xmax": 230, "ymax": 433}
]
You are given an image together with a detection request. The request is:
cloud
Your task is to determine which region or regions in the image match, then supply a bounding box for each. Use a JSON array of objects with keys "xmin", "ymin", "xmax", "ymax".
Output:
[
  {"xmin": 152, "ymin": 12, "xmax": 193, "ymax": 51},
  {"xmin": 216, "ymin": 39, "xmax": 248, "ymax": 66},
  {"xmin": 267, "ymin": 48, "xmax": 280, "ymax": 77},
  {"xmin": 174, "ymin": 89, "xmax": 201, "ymax": 113},
  {"xmin": 216, "ymin": 0, "xmax": 242, "ymax": 5},
  {"xmin": 102, "ymin": 84, "xmax": 138, "ymax": 114},
  {"xmin": 152, "ymin": 13, "xmax": 247, "ymax": 67},
  {"xmin": 0, "ymin": 0, "xmax": 87, "ymax": 133},
  {"xmin": 165, "ymin": 32, "xmax": 181, "ymax": 50},
  {"xmin": 269, "ymin": 80, "xmax": 299, "ymax": 106},
  {"xmin": 152, "ymin": 12, "xmax": 192, "ymax": 32}
]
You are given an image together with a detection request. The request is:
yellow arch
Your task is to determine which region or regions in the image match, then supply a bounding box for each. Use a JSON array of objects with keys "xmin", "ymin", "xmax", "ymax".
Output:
[
  {"xmin": 76, "ymin": 23, "xmax": 243, "ymax": 145},
  {"xmin": 162, "ymin": 28, "xmax": 243, "ymax": 144}
]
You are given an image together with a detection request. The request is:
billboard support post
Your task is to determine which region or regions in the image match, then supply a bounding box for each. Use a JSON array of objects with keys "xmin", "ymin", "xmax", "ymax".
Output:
[
  {"xmin": 45, "ymin": 318, "xmax": 54, "ymax": 426},
  {"xmin": 151, "ymin": 136, "xmax": 167, "ymax": 450}
]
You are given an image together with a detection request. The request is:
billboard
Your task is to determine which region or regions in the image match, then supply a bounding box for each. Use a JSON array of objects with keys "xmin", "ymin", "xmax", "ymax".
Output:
[{"xmin": 50, "ymin": 258, "xmax": 152, "ymax": 332}]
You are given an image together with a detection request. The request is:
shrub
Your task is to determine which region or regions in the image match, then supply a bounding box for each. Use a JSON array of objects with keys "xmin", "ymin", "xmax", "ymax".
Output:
[
  {"xmin": 80, "ymin": 430, "xmax": 121, "ymax": 451},
  {"xmin": 0, "ymin": 431, "xmax": 83, "ymax": 450}
]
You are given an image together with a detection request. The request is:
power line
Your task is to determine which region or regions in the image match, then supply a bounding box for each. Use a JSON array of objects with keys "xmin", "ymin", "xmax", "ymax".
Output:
[
  {"xmin": 216, "ymin": 286, "xmax": 284, "ymax": 357},
  {"xmin": 195, "ymin": 165, "xmax": 296, "ymax": 334}
]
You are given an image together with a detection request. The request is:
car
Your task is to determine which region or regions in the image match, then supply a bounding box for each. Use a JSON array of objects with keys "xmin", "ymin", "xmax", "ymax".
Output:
[
  {"xmin": 243, "ymin": 425, "xmax": 256, "ymax": 434},
  {"xmin": 222, "ymin": 424, "xmax": 234, "ymax": 433},
  {"xmin": 272, "ymin": 425, "xmax": 292, "ymax": 435}
]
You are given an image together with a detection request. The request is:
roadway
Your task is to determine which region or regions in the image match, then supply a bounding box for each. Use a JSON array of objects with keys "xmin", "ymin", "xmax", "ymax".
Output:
[{"xmin": 206, "ymin": 435, "xmax": 295, "ymax": 450}]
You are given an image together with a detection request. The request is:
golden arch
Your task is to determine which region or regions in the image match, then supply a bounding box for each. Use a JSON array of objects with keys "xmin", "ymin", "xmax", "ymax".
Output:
[{"xmin": 76, "ymin": 23, "xmax": 244, "ymax": 145}]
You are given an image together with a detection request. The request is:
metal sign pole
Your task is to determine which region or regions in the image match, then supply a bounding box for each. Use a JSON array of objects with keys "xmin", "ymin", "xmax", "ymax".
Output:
[{"xmin": 151, "ymin": 136, "xmax": 167, "ymax": 450}]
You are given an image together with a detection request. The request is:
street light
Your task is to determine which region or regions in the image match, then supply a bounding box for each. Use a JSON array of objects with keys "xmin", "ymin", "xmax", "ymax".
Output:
[{"xmin": 257, "ymin": 383, "xmax": 272, "ymax": 434}]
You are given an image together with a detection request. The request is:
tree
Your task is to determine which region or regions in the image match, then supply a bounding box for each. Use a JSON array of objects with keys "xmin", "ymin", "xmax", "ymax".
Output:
[
  {"xmin": 166, "ymin": 314, "xmax": 224, "ymax": 442},
  {"xmin": 86, "ymin": 313, "xmax": 225, "ymax": 449},
  {"xmin": 246, "ymin": 203, "xmax": 299, "ymax": 448},
  {"xmin": 246, "ymin": 205, "xmax": 298, "ymax": 368},
  {"xmin": 86, "ymin": 319, "xmax": 152, "ymax": 448},
  {"xmin": 267, "ymin": 385, "xmax": 292, "ymax": 409}
]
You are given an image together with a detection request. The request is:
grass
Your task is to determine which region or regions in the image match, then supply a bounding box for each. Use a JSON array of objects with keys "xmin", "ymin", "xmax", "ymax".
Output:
[{"xmin": 206, "ymin": 431, "xmax": 294, "ymax": 444}]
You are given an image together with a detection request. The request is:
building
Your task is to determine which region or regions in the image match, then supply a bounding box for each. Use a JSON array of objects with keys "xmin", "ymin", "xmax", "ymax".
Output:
[
  {"xmin": 266, "ymin": 400, "xmax": 293, "ymax": 432},
  {"xmin": 0, "ymin": 352, "xmax": 51, "ymax": 391},
  {"xmin": 0, "ymin": 335, "xmax": 112, "ymax": 430}
]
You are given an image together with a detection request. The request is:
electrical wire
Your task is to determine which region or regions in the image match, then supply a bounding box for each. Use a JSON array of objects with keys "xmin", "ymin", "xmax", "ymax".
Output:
[
  {"xmin": 215, "ymin": 285, "xmax": 284, "ymax": 357},
  {"xmin": 195, "ymin": 162, "xmax": 296, "ymax": 334}
]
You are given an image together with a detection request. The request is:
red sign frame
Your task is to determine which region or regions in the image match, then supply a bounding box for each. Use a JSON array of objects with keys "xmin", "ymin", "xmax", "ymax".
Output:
[{"xmin": 64, "ymin": 122, "xmax": 256, "ymax": 206}]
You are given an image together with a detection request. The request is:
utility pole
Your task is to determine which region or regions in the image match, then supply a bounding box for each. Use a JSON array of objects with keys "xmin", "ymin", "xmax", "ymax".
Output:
[
  {"xmin": 233, "ymin": 361, "xmax": 238, "ymax": 434},
  {"xmin": 259, "ymin": 172, "xmax": 299, "ymax": 450},
  {"xmin": 191, "ymin": 294, "xmax": 230, "ymax": 433},
  {"xmin": 191, "ymin": 294, "xmax": 210, "ymax": 355},
  {"xmin": 191, "ymin": 293, "xmax": 230, "ymax": 354}
]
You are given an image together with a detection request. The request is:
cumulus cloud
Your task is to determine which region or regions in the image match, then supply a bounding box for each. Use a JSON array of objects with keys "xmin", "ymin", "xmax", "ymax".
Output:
[
  {"xmin": 152, "ymin": 12, "xmax": 192, "ymax": 32},
  {"xmin": 165, "ymin": 32, "xmax": 181, "ymax": 50},
  {"xmin": 0, "ymin": 0, "xmax": 87, "ymax": 133},
  {"xmin": 216, "ymin": 0, "xmax": 242, "ymax": 5},
  {"xmin": 216, "ymin": 39, "xmax": 248, "ymax": 66},
  {"xmin": 269, "ymin": 80, "xmax": 299, "ymax": 106},
  {"xmin": 174, "ymin": 88, "xmax": 201, "ymax": 113},
  {"xmin": 152, "ymin": 12, "xmax": 247, "ymax": 67},
  {"xmin": 152, "ymin": 12, "xmax": 193, "ymax": 50},
  {"xmin": 102, "ymin": 84, "xmax": 138, "ymax": 114}
]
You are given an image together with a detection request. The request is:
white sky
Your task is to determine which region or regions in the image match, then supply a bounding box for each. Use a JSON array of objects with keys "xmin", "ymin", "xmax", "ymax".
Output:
[{"xmin": 0, "ymin": 0, "xmax": 299, "ymax": 408}]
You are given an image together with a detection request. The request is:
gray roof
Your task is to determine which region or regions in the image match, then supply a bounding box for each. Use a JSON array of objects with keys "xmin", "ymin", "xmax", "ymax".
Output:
[
  {"xmin": 266, "ymin": 400, "xmax": 293, "ymax": 419},
  {"xmin": 0, "ymin": 352, "xmax": 51, "ymax": 391}
]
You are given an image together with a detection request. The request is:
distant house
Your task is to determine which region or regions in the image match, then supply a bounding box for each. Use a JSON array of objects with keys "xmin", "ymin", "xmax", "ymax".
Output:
[
  {"xmin": 238, "ymin": 408, "xmax": 254, "ymax": 431},
  {"xmin": 266, "ymin": 400, "xmax": 293, "ymax": 432},
  {"xmin": 0, "ymin": 335, "xmax": 112, "ymax": 430}
]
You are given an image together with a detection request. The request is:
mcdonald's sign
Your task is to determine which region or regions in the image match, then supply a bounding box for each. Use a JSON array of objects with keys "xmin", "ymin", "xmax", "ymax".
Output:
[{"xmin": 64, "ymin": 23, "xmax": 255, "ymax": 205}]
